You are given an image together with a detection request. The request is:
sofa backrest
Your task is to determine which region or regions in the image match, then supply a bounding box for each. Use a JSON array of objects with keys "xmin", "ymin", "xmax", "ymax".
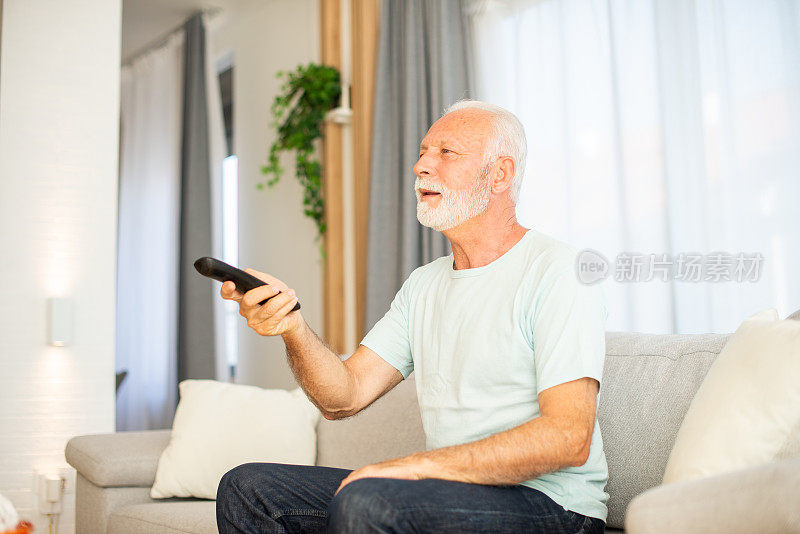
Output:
[
  {"xmin": 599, "ymin": 331, "xmax": 729, "ymax": 527},
  {"xmin": 316, "ymin": 331, "xmax": 731, "ymax": 529}
]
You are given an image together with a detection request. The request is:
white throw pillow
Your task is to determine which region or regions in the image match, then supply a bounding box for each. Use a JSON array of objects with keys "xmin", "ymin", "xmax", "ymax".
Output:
[
  {"xmin": 663, "ymin": 309, "xmax": 800, "ymax": 484},
  {"xmin": 151, "ymin": 380, "xmax": 322, "ymax": 499}
]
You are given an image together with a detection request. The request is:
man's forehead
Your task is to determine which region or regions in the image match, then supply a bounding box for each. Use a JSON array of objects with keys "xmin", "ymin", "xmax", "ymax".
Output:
[{"xmin": 420, "ymin": 111, "xmax": 493, "ymax": 150}]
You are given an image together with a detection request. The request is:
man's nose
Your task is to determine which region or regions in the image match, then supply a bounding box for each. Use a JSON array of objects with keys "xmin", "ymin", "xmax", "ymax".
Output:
[{"xmin": 413, "ymin": 153, "xmax": 436, "ymax": 178}]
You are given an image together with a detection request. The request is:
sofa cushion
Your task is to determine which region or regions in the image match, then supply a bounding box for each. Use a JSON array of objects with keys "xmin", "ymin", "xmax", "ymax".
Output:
[
  {"xmin": 66, "ymin": 430, "xmax": 172, "ymax": 487},
  {"xmin": 663, "ymin": 309, "xmax": 800, "ymax": 484},
  {"xmin": 598, "ymin": 331, "xmax": 730, "ymax": 529},
  {"xmin": 151, "ymin": 381, "xmax": 320, "ymax": 500},
  {"xmin": 108, "ymin": 501, "xmax": 216, "ymax": 534},
  {"xmin": 316, "ymin": 372, "xmax": 426, "ymax": 469}
]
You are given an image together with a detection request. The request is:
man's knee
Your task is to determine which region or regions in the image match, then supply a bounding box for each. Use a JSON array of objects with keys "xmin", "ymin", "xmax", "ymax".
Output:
[
  {"xmin": 217, "ymin": 463, "xmax": 290, "ymax": 533},
  {"xmin": 327, "ymin": 478, "xmax": 401, "ymax": 533},
  {"xmin": 218, "ymin": 462, "xmax": 261, "ymax": 502},
  {"xmin": 217, "ymin": 461, "xmax": 295, "ymax": 512}
]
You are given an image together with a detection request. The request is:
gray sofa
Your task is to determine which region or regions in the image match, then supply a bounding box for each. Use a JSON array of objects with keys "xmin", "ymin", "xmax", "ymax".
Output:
[{"xmin": 66, "ymin": 326, "xmax": 800, "ymax": 533}]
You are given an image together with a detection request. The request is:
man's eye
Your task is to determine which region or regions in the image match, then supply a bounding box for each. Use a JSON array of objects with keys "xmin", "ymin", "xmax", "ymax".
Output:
[{"xmin": 441, "ymin": 148, "xmax": 452, "ymax": 154}]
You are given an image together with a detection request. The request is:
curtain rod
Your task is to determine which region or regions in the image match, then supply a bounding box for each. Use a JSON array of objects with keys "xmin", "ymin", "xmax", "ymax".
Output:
[{"xmin": 121, "ymin": 6, "xmax": 222, "ymax": 67}]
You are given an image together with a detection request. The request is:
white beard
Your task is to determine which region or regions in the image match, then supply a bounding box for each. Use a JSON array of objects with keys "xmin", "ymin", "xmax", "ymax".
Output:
[{"xmin": 415, "ymin": 163, "xmax": 493, "ymax": 232}]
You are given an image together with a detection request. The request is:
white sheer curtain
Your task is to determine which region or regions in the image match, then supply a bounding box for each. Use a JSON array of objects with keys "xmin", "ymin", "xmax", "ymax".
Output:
[
  {"xmin": 117, "ymin": 33, "xmax": 184, "ymax": 430},
  {"xmin": 470, "ymin": 0, "xmax": 800, "ymax": 333},
  {"xmin": 117, "ymin": 16, "xmax": 229, "ymax": 431}
]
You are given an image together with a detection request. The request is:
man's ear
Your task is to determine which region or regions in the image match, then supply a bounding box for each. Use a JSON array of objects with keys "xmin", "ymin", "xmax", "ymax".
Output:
[{"xmin": 491, "ymin": 156, "xmax": 516, "ymax": 195}]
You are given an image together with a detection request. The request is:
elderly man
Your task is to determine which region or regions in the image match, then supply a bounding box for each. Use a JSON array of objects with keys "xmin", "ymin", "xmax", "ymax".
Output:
[{"xmin": 216, "ymin": 100, "xmax": 608, "ymax": 534}]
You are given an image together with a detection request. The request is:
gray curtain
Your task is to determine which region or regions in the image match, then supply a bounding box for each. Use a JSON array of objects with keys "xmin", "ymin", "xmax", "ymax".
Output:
[
  {"xmin": 364, "ymin": 0, "xmax": 475, "ymax": 332},
  {"xmin": 178, "ymin": 12, "xmax": 216, "ymax": 382}
]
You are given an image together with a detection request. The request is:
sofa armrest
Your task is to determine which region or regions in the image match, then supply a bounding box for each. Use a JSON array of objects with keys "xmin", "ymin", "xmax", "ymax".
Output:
[
  {"xmin": 66, "ymin": 430, "xmax": 172, "ymax": 488},
  {"xmin": 625, "ymin": 455, "xmax": 800, "ymax": 533}
]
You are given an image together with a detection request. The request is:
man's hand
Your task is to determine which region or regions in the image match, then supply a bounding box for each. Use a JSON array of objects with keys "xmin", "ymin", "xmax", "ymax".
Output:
[
  {"xmin": 220, "ymin": 268, "xmax": 302, "ymax": 337},
  {"xmin": 334, "ymin": 456, "xmax": 432, "ymax": 496}
]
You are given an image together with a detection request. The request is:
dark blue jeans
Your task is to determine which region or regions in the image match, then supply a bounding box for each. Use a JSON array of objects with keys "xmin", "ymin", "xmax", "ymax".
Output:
[{"xmin": 217, "ymin": 462, "xmax": 605, "ymax": 533}]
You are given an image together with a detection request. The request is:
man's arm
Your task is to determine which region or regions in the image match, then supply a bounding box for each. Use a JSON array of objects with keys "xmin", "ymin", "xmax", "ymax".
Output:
[
  {"xmin": 221, "ymin": 269, "xmax": 403, "ymax": 420},
  {"xmin": 282, "ymin": 321, "xmax": 403, "ymax": 419},
  {"xmin": 412, "ymin": 377, "xmax": 598, "ymax": 483},
  {"xmin": 336, "ymin": 377, "xmax": 599, "ymax": 492}
]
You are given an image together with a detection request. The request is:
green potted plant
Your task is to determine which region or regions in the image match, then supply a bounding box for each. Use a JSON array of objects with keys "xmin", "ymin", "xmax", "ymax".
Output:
[{"xmin": 260, "ymin": 63, "xmax": 342, "ymax": 257}]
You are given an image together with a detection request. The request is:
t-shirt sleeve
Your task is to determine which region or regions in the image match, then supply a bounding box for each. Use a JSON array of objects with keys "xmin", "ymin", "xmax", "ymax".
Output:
[
  {"xmin": 359, "ymin": 279, "xmax": 415, "ymax": 379},
  {"xmin": 528, "ymin": 266, "xmax": 608, "ymax": 395}
]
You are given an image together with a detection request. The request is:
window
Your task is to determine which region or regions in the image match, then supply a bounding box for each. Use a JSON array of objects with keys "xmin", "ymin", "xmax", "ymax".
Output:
[{"xmin": 218, "ymin": 63, "xmax": 239, "ymax": 380}]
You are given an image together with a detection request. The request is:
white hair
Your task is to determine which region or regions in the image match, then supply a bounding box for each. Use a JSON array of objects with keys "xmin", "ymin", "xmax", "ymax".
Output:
[{"xmin": 442, "ymin": 99, "xmax": 527, "ymax": 204}]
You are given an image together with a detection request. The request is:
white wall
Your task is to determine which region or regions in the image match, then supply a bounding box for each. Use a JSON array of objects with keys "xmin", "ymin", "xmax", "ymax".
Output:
[
  {"xmin": 210, "ymin": 0, "xmax": 324, "ymax": 389},
  {"xmin": 0, "ymin": 0, "xmax": 121, "ymax": 532}
]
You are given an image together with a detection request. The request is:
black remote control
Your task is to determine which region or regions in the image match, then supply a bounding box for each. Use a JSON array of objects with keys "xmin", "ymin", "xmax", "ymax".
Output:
[{"xmin": 193, "ymin": 256, "xmax": 301, "ymax": 311}]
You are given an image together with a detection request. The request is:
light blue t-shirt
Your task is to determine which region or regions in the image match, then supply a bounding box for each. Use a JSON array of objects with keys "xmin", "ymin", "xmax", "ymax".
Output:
[{"xmin": 360, "ymin": 228, "xmax": 610, "ymax": 522}]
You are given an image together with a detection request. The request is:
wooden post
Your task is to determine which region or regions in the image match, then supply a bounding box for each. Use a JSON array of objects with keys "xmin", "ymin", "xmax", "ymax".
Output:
[
  {"xmin": 320, "ymin": 0, "xmax": 346, "ymax": 354},
  {"xmin": 351, "ymin": 0, "xmax": 379, "ymax": 343},
  {"xmin": 320, "ymin": 0, "xmax": 379, "ymax": 352}
]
